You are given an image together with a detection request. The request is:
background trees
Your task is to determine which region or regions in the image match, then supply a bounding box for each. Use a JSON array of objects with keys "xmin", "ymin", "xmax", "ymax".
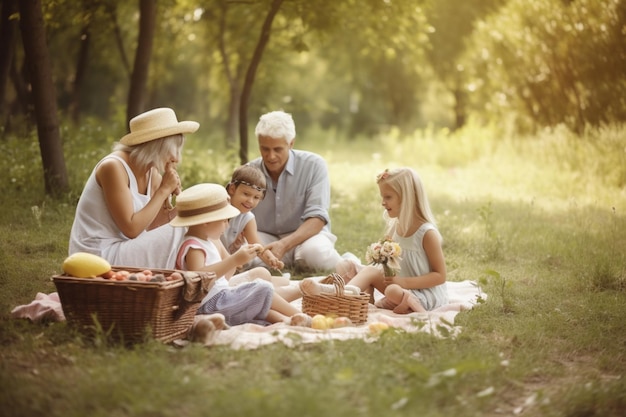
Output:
[
  {"xmin": 18, "ymin": 0, "xmax": 68, "ymax": 196},
  {"xmin": 2, "ymin": 0, "xmax": 625, "ymax": 192},
  {"xmin": 126, "ymin": 0, "xmax": 156, "ymax": 124},
  {"xmin": 463, "ymin": 0, "xmax": 626, "ymax": 133}
]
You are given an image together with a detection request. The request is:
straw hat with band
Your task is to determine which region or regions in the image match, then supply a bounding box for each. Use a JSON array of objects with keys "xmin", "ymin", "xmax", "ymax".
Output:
[
  {"xmin": 170, "ymin": 183, "xmax": 240, "ymax": 227},
  {"xmin": 121, "ymin": 107, "xmax": 200, "ymax": 146}
]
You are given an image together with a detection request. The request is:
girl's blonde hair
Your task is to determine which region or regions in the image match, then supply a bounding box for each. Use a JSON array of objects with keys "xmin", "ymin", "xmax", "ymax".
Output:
[
  {"xmin": 113, "ymin": 134, "xmax": 184, "ymax": 172},
  {"xmin": 376, "ymin": 167, "xmax": 439, "ymax": 239}
]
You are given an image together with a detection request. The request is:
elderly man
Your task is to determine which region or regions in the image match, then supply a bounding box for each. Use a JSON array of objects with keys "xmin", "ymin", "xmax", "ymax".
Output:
[{"xmin": 248, "ymin": 110, "xmax": 348, "ymax": 272}]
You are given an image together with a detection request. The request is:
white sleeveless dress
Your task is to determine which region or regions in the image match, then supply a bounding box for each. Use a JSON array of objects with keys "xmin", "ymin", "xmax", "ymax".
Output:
[
  {"xmin": 68, "ymin": 155, "xmax": 185, "ymax": 269},
  {"xmin": 394, "ymin": 223, "xmax": 448, "ymax": 310}
]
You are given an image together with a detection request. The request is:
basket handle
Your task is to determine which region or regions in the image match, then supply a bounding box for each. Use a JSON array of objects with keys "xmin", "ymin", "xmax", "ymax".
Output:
[{"xmin": 320, "ymin": 272, "xmax": 346, "ymax": 296}]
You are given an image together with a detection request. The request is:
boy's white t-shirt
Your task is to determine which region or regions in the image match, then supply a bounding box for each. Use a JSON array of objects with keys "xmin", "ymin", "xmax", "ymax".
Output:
[{"xmin": 221, "ymin": 212, "xmax": 254, "ymax": 253}]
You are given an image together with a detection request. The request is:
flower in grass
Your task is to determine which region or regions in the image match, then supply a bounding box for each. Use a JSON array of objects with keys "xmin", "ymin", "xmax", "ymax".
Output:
[
  {"xmin": 365, "ymin": 238, "xmax": 402, "ymax": 276},
  {"xmin": 31, "ymin": 205, "xmax": 42, "ymax": 228}
]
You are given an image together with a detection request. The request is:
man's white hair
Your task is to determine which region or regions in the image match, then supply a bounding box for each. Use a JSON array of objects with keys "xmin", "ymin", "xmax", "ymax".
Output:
[{"xmin": 255, "ymin": 110, "xmax": 296, "ymax": 143}]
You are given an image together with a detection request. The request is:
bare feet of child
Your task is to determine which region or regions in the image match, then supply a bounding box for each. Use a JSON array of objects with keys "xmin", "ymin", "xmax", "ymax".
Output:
[
  {"xmin": 289, "ymin": 312, "xmax": 312, "ymax": 327},
  {"xmin": 393, "ymin": 290, "xmax": 425, "ymax": 314},
  {"xmin": 299, "ymin": 277, "xmax": 361, "ymax": 296},
  {"xmin": 335, "ymin": 259, "xmax": 358, "ymax": 281},
  {"xmin": 374, "ymin": 297, "xmax": 396, "ymax": 310},
  {"xmin": 188, "ymin": 313, "xmax": 228, "ymax": 344}
]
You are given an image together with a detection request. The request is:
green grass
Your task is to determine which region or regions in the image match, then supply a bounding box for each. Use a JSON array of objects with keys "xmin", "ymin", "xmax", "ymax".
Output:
[{"xmin": 1, "ymin": 121, "xmax": 625, "ymax": 416}]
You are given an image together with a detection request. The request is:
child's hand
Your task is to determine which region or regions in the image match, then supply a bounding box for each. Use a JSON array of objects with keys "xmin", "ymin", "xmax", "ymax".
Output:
[
  {"xmin": 233, "ymin": 244, "xmax": 259, "ymax": 265},
  {"xmin": 249, "ymin": 243, "xmax": 264, "ymax": 255},
  {"xmin": 228, "ymin": 233, "xmax": 247, "ymax": 254}
]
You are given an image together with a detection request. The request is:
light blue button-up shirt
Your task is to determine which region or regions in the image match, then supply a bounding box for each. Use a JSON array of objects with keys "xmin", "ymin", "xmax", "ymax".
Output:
[{"xmin": 249, "ymin": 150, "xmax": 331, "ymax": 235}]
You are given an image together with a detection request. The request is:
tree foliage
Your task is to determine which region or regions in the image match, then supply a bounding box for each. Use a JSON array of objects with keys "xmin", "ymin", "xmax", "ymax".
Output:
[
  {"xmin": 464, "ymin": 0, "xmax": 626, "ymax": 133},
  {"xmin": 2, "ymin": 0, "xmax": 625, "ymax": 148},
  {"xmin": 423, "ymin": 0, "xmax": 507, "ymax": 129}
]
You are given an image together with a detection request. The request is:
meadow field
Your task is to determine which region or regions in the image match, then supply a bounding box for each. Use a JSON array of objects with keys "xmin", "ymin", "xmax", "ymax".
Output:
[{"xmin": 1, "ymin": 121, "xmax": 625, "ymax": 417}]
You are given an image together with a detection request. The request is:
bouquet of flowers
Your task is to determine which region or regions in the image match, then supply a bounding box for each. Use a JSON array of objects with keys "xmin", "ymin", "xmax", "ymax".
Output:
[{"xmin": 365, "ymin": 238, "xmax": 402, "ymax": 277}]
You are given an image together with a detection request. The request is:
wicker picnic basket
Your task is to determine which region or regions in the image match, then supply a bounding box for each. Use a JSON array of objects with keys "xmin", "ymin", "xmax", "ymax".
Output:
[
  {"xmin": 52, "ymin": 267, "xmax": 215, "ymax": 343},
  {"xmin": 301, "ymin": 273, "xmax": 370, "ymax": 324}
]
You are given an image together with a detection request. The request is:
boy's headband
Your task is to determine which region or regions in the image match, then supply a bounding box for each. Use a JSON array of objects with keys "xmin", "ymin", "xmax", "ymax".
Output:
[{"xmin": 231, "ymin": 180, "xmax": 266, "ymax": 194}]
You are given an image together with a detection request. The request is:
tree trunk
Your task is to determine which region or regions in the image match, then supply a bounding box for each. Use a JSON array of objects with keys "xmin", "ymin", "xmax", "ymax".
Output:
[
  {"xmin": 18, "ymin": 0, "xmax": 69, "ymax": 196},
  {"xmin": 8, "ymin": 56, "xmax": 31, "ymax": 123},
  {"xmin": 238, "ymin": 0, "xmax": 284, "ymax": 165},
  {"xmin": 0, "ymin": 0, "xmax": 18, "ymax": 119},
  {"xmin": 126, "ymin": 0, "xmax": 156, "ymax": 124},
  {"xmin": 106, "ymin": 2, "xmax": 131, "ymax": 76},
  {"xmin": 225, "ymin": 84, "xmax": 240, "ymax": 148},
  {"xmin": 215, "ymin": 1, "xmax": 241, "ymax": 148},
  {"xmin": 69, "ymin": 22, "xmax": 91, "ymax": 124},
  {"xmin": 453, "ymin": 87, "xmax": 466, "ymax": 131}
]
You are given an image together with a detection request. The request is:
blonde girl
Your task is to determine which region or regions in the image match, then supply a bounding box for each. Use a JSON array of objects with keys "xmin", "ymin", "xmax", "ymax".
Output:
[{"xmin": 315, "ymin": 167, "xmax": 448, "ymax": 313}]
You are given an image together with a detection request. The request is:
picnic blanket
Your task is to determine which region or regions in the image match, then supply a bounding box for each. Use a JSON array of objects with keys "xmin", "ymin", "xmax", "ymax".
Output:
[
  {"xmin": 10, "ymin": 292, "xmax": 65, "ymax": 322},
  {"xmin": 195, "ymin": 279, "xmax": 486, "ymax": 350},
  {"xmin": 11, "ymin": 279, "xmax": 485, "ymax": 350}
]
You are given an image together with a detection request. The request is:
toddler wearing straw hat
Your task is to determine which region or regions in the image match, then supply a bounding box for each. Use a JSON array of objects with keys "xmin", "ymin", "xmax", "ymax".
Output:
[{"xmin": 171, "ymin": 183, "xmax": 309, "ymax": 327}]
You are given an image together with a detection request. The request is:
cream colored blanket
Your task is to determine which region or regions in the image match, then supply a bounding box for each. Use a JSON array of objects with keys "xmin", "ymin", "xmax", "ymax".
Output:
[
  {"xmin": 203, "ymin": 279, "xmax": 486, "ymax": 350},
  {"xmin": 12, "ymin": 280, "xmax": 485, "ymax": 349}
]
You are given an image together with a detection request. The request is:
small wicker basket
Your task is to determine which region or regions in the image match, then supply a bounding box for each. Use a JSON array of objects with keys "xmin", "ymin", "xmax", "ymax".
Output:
[
  {"xmin": 52, "ymin": 267, "xmax": 215, "ymax": 343},
  {"xmin": 301, "ymin": 273, "xmax": 370, "ymax": 324}
]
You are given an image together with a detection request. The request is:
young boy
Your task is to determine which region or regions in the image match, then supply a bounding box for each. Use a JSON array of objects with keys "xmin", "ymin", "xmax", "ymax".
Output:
[
  {"xmin": 225, "ymin": 164, "xmax": 359, "ymax": 282},
  {"xmin": 223, "ymin": 164, "xmax": 285, "ymax": 272},
  {"xmin": 170, "ymin": 183, "xmax": 308, "ymax": 330}
]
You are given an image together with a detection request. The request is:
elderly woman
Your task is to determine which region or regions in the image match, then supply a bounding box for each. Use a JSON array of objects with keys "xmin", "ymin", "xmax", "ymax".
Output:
[{"xmin": 69, "ymin": 107, "xmax": 199, "ymax": 268}]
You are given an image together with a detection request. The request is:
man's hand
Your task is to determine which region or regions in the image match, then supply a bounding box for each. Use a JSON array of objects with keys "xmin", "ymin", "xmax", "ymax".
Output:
[
  {"xmin": 260, "ymin": 248, "xmax": 284, "ymax": 271},
  {"xmin": 263, "ymin": 240, "xmax": 288, "ymax": 263}
]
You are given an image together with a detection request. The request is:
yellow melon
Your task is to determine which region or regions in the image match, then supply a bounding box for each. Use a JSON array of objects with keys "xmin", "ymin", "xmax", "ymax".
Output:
[{"xmin": 62, "ymin": 252, "xmax": 111, "ymax": 278}]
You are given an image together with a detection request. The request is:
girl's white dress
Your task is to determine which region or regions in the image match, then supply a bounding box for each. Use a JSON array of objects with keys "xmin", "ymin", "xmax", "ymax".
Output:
[
  {"xmin": 394, "ymin": 222, "xmax": 448, "ymax": 310},
  {"xmin": 68, "ymin": 155, "xmax": 185, "ymax": 269}
]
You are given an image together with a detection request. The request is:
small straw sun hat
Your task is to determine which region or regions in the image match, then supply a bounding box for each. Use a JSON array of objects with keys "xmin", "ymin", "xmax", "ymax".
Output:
[
  {"xmin": 170, "ymin": 183, "xmax": 240, "ymax": 227},
  {"xmin": 120, "ymin": 107, "xmax": 199, "ymax": 146}
]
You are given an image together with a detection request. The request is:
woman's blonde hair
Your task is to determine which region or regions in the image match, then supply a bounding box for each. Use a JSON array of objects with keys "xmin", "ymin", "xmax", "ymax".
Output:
[
  {"xmin": 376, "ymin": 167, "xmax": 439, "ymax": 239},
  {"xmin": 114, "ymin": 134, "xmax": 184, "ymax": 172}
]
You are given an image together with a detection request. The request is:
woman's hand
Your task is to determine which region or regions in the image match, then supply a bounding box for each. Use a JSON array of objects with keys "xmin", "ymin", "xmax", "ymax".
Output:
[
  {"xmin": 160, "ymin": 162, "xmax": 181, "ymax": 209},
  {"xmin": 162, "ymin": 162, "xmax": 181, "ymax": 194}
]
